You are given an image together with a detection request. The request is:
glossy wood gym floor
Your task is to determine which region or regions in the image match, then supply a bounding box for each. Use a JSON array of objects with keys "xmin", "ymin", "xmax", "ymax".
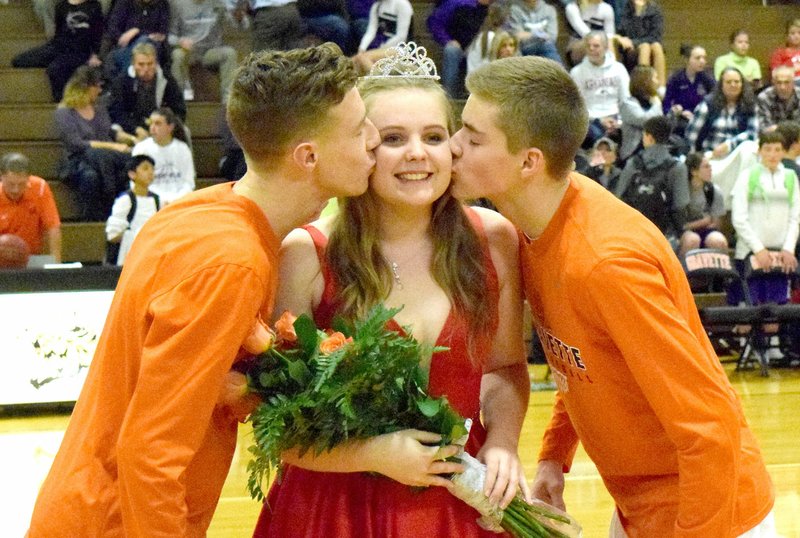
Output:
[{"xmin": 1, "ymin": 363, "xmax": 798, "ymax": 537}]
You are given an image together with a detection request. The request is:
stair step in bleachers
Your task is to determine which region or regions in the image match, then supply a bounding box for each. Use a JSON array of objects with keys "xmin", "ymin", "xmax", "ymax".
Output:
[
  {"xmin": 0, "ymin": 68, "xmax": 51, "ymax": 103},
  {"xmin": 0, "ymin": 36, "xmax": 45, "ymax": 67},
  {"xmin": 0, "ymin": 102, "xmax": 223, "ymax": 141},
  {"xmin": 61, "ymin": 221, "xmax": 107, "ymax": 264},
  {"xmin": 0, "ymin": 138, "xmax": 224, "ymax": 180},
  {"xmin": 0, "ymin": 5, "xmax": 42, "ymax": 33}
]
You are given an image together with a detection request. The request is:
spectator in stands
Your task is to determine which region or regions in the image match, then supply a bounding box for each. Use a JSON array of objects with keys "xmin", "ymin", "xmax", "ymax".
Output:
[
  {"xmin": 585, "ymin": 136, "xmax": 621, "ymax": 190},
  {"xmin": 714, "ymin": 29, "xmax": 761, "ymax": 90},
  {"xmin": 109, "ymin": 42, "xmax": 186, "ymax": 144},
  {"xmin": 236, "ymin": 0, "xmax": 307, "ymax": 52},
  {"xmin": 103, "ymin": 0, "xmax": 171, "ymax": 79},
  {"xmin": 769, "ymin": 18, "xmax": 800, "ymax": 80},
  {"xmin": 132, "ymin": 108, "xmax": 196, "ymax": 205},
  {"xmin": 33, "ymin": 0, "xmax": 111, "ymax": 40},
  {"xmin": 686, "ymin": 66, "xmax": 758, "ymax": 158},
  {"xmin": 563, "ymin": 0, "xmax": 615, "ymax": 67},
  {"xmin": 299, "ymin": 0, "xmax": 351, "ymax": 54},
  {"xmin": 464, "ymin": 3, "xmax": 508, "ymax": 76},
  {"xmin": 427, "ymin": 0, "xmax": 490, "ymax": 98},
  {"xmin": 678, "ymin": 152, "xmax": 728, "ymax": 258},
  {"xmin": 731, "ymin": 130, "xmax": 799, "ymax": 335},
  {"xmin": 505, "ymin": 0, "xmax": 561, "ymax": 64},
  {"xmin": 490, "ymin": 31, "xmax": 519, "ymax": 59},
  {"xmin": 685, "ymin": 67, "xmax": 759, "ymax": 205},
  {"xmin": 347, "ymin": 0, "xmax": 375, "ymax": 52},
  {"xmin": 619, "ymin": 65, "xmax": 662, "ymax": 162},
  {"xmin": 757, "ymin": 65, "xmax": 800, "ymax": 132},
  {"xmin": 353, "ymin": 0, "xmax": 413, "ymax": 73},
  {"xmin": 570, "ymin": 30, "xmax": 630, "ymax": 148},
  {"xmin": 169, "ymin": 0, "xmax": 238, "ymax": 103},
  {"xmin": 663, "ymin": 44, "xmax": 715, "ymax": 136},
  {"xmin": 55, "ymin": 66, "xmax": 131, "ymax": 221},
  {"xmin": 615, "ymin": 0, "xmax": 665, "ymax": 91},
  {"xmin": 12, "ymin": 0, "xmax": 104, "ymax": 103},
  {"xmin": 105, "ymin": 154, "xmax": 160, "ymax": 265},
  {"xmin": 614, "ymin": 115, "xmax": 689, "ymax": 249},
  {"xmin": 0, "ymin": 153, "xmax": 62, "ymax": 263},
  {"xmin": 776, "ymin": 120, "xmax": 800, "ymax": 178}
]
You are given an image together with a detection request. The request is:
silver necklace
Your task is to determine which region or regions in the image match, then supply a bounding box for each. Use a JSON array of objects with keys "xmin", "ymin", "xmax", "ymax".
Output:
[{"xmin": 389, "ymin": 261, "xmax": 404, "ymax": 290}]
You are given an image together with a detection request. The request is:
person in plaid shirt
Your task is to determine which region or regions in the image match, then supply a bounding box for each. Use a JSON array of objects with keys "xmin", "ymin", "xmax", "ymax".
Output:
[
  {"xmin": 685, "ymin": 66, "xmax": 758, "ymax": 158},
  {"xmin": 757, "ymin": 66, "xmax": 800, "ymax": 131}
]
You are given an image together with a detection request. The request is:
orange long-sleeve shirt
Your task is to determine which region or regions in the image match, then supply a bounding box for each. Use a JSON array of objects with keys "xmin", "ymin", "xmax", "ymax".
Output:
[
  {"xmin": 521, "ymin": 174, "xmax": 774, "ymax": 537},
  {"xmin": 28, "ymin": 183, "xmax": 280, "ymax": 537}
]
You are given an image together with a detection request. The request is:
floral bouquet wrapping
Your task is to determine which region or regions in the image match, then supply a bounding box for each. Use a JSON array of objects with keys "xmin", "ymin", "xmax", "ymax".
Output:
[{"xmin": 241, "ymin": 305, "xmax": 581, "ymax": 538}]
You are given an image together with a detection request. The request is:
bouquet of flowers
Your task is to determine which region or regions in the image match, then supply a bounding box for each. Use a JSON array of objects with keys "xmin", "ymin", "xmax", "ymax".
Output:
[{"xmin": 241, "ymin": 304, "xmax": 581, "ymax": 538}]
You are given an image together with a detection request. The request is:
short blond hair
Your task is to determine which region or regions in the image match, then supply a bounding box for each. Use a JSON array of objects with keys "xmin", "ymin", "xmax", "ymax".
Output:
[
  {"xmin": 226, "ymin": 43, "xmax": 358, "ymax": 164},
  {"xmin": 466, "ymin": 56, "xmax": 588, "ymax": 177}
]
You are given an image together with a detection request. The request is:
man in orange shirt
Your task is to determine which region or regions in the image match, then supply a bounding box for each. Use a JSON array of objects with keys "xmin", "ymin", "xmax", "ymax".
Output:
[
  {"xmin": 0, "ymin": 152, "xmax": 61, "ymax": 262},
  {"xmin": 450, "ymin": 56, "xmax": 776, "ymax": 537},
  {"xmin": 28, "ymin": 43, "xmax": 379, "ymax": 537}
]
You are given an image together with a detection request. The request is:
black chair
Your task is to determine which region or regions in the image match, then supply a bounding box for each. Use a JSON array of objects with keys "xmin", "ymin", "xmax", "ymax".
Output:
[
  {"xmin": 683, "ymin": 248, "xmax": 770, "ymax": 375},
  {"xmin": 686, "ymin": 248, "xmax": 800, "ymax": 376}
]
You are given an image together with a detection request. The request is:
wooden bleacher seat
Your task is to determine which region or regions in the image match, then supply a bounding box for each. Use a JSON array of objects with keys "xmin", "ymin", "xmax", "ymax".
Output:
[{"xmin": 61, "ymin": 222, "xmax": 107, "ymax": 264}]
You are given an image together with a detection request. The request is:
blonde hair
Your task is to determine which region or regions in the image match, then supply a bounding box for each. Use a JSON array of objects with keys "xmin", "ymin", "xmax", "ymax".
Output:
[
  {"xmin": 466, "ymin": 56, "xmax": 588, "ymax": 177},
  {"xmin": 59, "ymin": 65, "xmax": 102, "ymax": 109},
  {"xmin": 326, "ymin": 77, "xmax": 493, "ymax": 361},
  {"xmin": 489, "ymin": 31, "xmax": 519, "ymax": 60}
]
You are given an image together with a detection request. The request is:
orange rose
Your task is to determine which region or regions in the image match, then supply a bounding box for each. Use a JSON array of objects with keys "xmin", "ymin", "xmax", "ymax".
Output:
[
  {"xmin": 319, "ymin": 332, "xmax": 352, "ymax": 354},
  {"xmin": 275, "ymin": 311, "xmax": 298, "ymax": 343},
  {"xmin": 242, "ymin": 318, "xmax": 275, "ymax": 354},
  {"xmin": 217, "ymin": 370, "xmax": 262, "ymax": 423}
]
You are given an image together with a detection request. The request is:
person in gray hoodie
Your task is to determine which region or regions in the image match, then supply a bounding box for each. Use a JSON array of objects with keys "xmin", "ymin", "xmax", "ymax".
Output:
[
  {"xmin": 569, "ymin": 30, "xmax": 629, "ymax": 148},
  {"xmin": 169, "ymin": 0, "xmax": 238, "ymax": 102},
  {"xmin": 614, "ymin": 115, "xmax": 689, "ymax": 248},
  {"xmin": 506, "ymin": 0, "xmax": 561, "ymax": 64}
]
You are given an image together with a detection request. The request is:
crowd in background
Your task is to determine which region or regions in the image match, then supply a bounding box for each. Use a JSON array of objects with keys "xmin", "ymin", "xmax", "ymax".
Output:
[{"xmin": 4, "ymin": 0, "xmax": 800, "ymax": 341}]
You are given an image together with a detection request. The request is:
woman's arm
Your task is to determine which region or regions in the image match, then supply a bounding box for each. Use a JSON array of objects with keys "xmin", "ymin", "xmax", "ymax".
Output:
[{"xmin": 472, "ymin": 206, "xmax": 531, "ymax": 508}]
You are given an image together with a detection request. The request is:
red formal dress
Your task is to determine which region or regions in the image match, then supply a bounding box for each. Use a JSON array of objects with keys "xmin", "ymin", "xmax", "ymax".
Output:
[{"xmin": 253, "ymin": 209, "xmax": 508, "ymax": 537}]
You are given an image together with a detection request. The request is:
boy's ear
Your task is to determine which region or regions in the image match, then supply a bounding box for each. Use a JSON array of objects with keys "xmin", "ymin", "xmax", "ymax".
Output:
[
  {"xmin": 521, "ymin": 146, "xmax": 546, "ymax": 177},
  {"xmin": 127, "ymin": 170, "xmax": 136, "ymax": 181},
  {"xmin": 292, "ymin": 142, "xmax": 318, "ymax": 172}
]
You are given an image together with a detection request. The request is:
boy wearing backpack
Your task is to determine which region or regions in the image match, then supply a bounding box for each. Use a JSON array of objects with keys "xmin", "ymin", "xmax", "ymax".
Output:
[
  {"xmin": 613, "ymin": 116, "xmax": 690, "ymax": 250},
  {"xmin": 105, "ymin": 155, "xmax": 160, "ymax": 266},
  {"xmin": 731, "ymin": 130, "xmax": 800, "ymax": 305}
]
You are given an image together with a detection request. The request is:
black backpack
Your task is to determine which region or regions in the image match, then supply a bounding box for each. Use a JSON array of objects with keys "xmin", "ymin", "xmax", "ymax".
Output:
[
  {"xmin": 106, "ymin": 190, "xmax": 161, "ymax": 265},
  {"xmin": 621, "ymin": 154, "xmax": 679, "ymax": 235}
]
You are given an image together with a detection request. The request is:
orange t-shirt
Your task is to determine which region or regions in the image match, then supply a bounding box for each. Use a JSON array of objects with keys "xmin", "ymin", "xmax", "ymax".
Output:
[
  {"xmin": 521, "ymin": 174, "xmax": 774, "ymax": 537},
  {"xmin": 0, "ymin": 176, "xmax": 60, "ymax": 254},
  {"xmin": 28, "ymin": 183, "xmax": 280, "ymax": 537}
]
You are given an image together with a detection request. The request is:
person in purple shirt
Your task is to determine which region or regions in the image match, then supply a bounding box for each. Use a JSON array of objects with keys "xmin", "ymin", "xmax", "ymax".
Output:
[
  {"xmin": 663, "ymin": 43, "xmax": 715, "ymax": 135},
  {"xmin": 427, "ymin": 0, "xmax": 490, "ymax": 98}
]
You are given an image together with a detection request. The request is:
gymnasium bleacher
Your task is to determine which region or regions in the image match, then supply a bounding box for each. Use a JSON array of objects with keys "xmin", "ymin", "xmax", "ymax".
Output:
[{"xmin": 0, "ymin": 0, "xmax": 796, "ymax": 263}]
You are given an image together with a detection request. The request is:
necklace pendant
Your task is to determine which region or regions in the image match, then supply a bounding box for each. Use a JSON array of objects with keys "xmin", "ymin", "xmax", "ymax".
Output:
[{"xmin": 390, "ymin": 262, "xmax": 404, "ymax": 290}]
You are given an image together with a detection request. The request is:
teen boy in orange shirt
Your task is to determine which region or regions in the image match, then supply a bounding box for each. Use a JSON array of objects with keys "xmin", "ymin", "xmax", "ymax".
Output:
[
  {"xmin": 28, "ymin": 44, "xmax": 379, "ymax": 538},
  {"xmin": 450, "ymin": 56, "xmax": 775, "ymax": 537}
]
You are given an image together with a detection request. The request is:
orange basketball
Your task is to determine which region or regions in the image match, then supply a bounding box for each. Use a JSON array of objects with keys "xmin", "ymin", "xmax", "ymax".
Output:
[{"xmin": 0, "ymin": 234, "xmax": 30, "ymax": 268}]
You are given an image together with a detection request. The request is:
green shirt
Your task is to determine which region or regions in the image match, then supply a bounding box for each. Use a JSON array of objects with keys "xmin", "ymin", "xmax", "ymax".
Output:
[{"xmin": 714, "ymin": 52, "xmax": 762, "ymax": 82}]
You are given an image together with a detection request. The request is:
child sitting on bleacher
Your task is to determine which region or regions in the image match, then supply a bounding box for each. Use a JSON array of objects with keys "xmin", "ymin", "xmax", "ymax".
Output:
[{"xmin": 105, "ymin": 154, "xmax": 160, "ymax": 265}]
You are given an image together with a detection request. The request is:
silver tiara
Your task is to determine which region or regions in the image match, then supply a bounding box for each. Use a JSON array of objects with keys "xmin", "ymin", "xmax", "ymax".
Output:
[{"xmin": 363, "ymin": 42, "xmax": 440, "ymax": 80}]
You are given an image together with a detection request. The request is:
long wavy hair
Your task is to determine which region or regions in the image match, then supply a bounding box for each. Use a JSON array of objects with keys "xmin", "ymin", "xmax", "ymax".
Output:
[
  {"xmin": 325, "ymin": 77, "xmax": 493, "ymax": 361},
  {"xmin": 709, "ymin": 66, "xmax": 755, "ymax": 114}
]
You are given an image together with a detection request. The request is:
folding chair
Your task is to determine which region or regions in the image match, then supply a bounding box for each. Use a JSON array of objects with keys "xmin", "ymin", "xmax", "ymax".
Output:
[{"xmin": 683, "ymin": 248, "xmax": 770, "ymax": 376}]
